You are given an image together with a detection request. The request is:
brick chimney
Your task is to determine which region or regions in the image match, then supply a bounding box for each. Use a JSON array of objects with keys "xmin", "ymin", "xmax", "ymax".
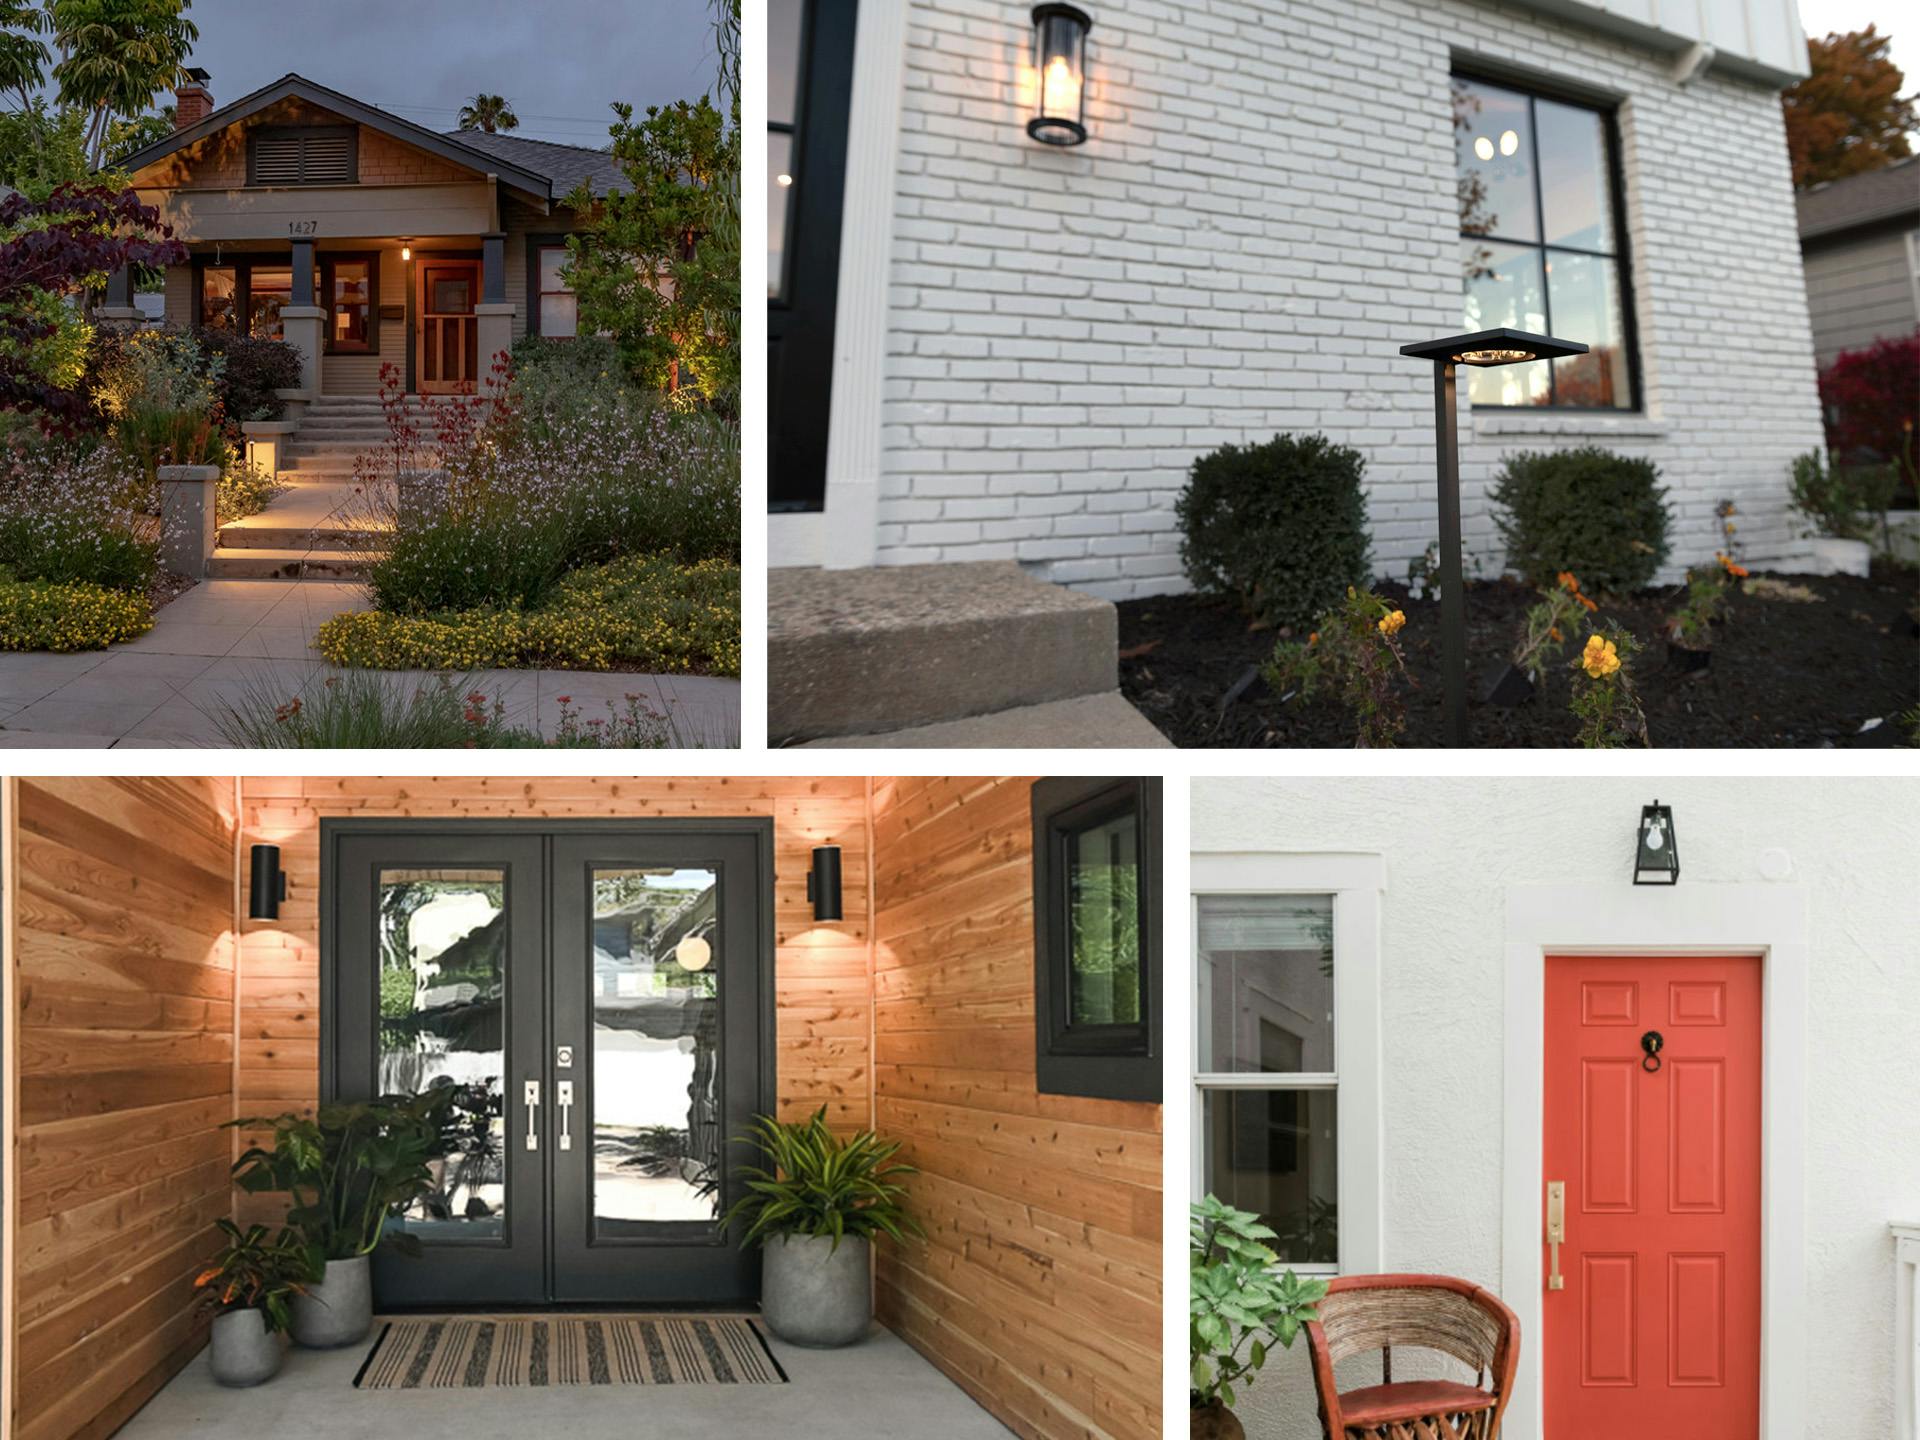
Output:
[{"xmin": 175, "ymin": 68, "xmax": 213, "ymax": 129}]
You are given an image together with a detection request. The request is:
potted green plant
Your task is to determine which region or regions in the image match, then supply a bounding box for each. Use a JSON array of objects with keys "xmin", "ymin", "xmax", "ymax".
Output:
[
  {"xmin": 193, "ymin": 1219, "xmax": 311, "ymax": 1387},
  {"xmin": 1190, "ymin": 1195, "xmax": 1327, "ymax": 1440},
  {"xmin": 229, "ymin": 1088, "xmax": 453, "ymax": 1349},
  {"xmin": 720, "ymin": 1107, "xmax": 924, "ymax": 1348},
  {"xmin": 1788, "ymin": 450, "xmax": 1875, "ymax": 576}
]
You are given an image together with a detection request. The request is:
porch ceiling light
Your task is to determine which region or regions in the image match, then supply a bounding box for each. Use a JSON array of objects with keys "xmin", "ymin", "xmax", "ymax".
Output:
[
  {"xmin": 807, "ymin": 845, "xmax": 844, "ymax": 922},
  {"xmin": 1028, "ymin": 4, "xmax": 1092, "ymax": 147},
  {"xmin": 1633, "ymin": 801, "xmax": 1680, "ymax": 886},
  {"xmin": 1398, "ymin": 326, "xmax": 1588, "ymax": 746},
  {"xmin": 248, "ymin": 844, "xmax": 288, "ymax": 920}
]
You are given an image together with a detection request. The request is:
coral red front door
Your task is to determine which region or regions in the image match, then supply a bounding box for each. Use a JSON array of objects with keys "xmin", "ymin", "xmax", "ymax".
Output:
[{"xmin": 1543, "ymin": 955, "xmax": 1761, "ymax": 1437}]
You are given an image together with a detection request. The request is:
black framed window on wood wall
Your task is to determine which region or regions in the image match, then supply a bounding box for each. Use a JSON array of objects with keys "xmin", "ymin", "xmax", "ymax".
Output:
[
  {"xmin": 1032, "ymin": 777, "xmax": 1162, "ymax": 1103},
  {"xmin": 1453, "ymin": 72, "xmax": 1640, "ymax": 411}
]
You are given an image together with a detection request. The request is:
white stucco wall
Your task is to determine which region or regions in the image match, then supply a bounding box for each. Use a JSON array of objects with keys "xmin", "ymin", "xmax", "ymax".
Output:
[
  {"xmin": 1191, "ymin": 775, "xmax": 1919, "ymax": 1439},
  {"xmin": 877, "ymin": 0, "xmax": 1823, "ymax": 598}
]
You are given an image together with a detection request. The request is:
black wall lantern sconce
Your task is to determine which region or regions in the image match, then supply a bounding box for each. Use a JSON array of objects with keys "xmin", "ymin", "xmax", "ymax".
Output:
[
  {"xmin": 1399, "ymin": 327, "xmax": 1589, "ymax": 747},
  {"xmin": 248, "ymin": 844, "xmax": 288, "ymax": 919},
  {"xmin": 1028, "ymin": 4, "xmax": 1091, "ymax": 146},
  {"xmin": 1633, "ymin": 801, "xmax": 1680, "ymax": 885},
  {"xmin": 808, "ymin": 845, "xmax": 844, "ymax": 921}
]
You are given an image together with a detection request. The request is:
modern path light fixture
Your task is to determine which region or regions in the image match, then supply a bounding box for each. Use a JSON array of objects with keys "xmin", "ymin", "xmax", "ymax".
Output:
[
  {"xmin": 808, "ymin": 845, "xmax": 844, "ymax": 921},
  {"xmin": 1028, "ymin": 4, "xmax": 1091, "ymax": 146},
  {"xmin": 1633, "ymin": 801, "xmax": 1680, "ymax": 885},
  {"xmin": 1398, "ymin": 326, "xmax": 1588, "ymax": 746},
  {"xmin": 248, "ymin": 844, "xmax": 288, "ymax": 919}
]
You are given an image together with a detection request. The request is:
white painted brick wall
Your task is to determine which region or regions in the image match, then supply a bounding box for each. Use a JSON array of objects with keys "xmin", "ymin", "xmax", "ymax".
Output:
[{"xmin": 876, "ymin": 0, "xmax": 1824, "ymax": 600}]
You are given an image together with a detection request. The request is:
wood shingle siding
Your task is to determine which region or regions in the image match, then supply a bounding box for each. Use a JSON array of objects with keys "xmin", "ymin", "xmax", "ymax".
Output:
[
  {"xmin": 8, "ymin": 777, "xmax": 237, "ymax": 1440},
  {"xmin": 871, "ymin": 776, "xmax": 1163, "ymax": 1440}
]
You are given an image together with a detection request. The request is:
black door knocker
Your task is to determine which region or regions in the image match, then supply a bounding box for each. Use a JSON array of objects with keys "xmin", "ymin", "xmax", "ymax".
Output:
[{"xmin": 1641, "ymin": 1031, "xmax": 1664, "ymax": 1073}]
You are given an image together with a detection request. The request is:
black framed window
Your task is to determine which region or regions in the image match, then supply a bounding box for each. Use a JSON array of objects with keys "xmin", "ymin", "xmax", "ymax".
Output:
[
  {"xmin": 323, "ymin": 253, "xmax": 377, "ymax": 353},
  {"xmin": 196, "ymin": 256, "xmax": 373, "ymax": 352},
  {"xmin": 247, "ymin": 125, "xmax": 359, "ymax": 186},
  {"xmin": 1032, "ymin": 777, "xmax": 1162, "ymax": 1102},
  {"xmin": 1453, "ymin": 73, "xmax": 1638, "ymax": 410}
]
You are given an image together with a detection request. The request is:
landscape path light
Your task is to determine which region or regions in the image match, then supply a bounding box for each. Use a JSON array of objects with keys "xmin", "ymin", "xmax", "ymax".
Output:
[{"xmin": 1398, "ymin": 326, "xmax": 1588, "ymax": 746}]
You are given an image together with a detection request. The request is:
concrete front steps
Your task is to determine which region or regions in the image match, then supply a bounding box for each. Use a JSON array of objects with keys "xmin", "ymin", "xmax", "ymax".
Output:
[{"xmin": 769, "ymin": 561, "xmax": 1172, "ymax": 748}]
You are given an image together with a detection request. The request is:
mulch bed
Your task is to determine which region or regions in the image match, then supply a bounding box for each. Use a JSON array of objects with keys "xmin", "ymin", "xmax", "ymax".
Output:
[{"xmin": 1118, "ymin": 564, "xmax": 1920, "ymax": 748}]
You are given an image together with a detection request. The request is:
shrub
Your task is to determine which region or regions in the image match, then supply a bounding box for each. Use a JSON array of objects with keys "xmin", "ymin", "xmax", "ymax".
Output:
[
  {"xmin": 193, "ymin": 328, "xmax": 303, "ymax": 429},
  {"xmin": 0, "ymin": 438, "xmax": 158, "ymax": 589},
  {"xmin": 1788, "ymin": 449, "xmax": 1896, "ymax": 541},
  {"xmin": 0, "ymin": 568, "xmax": 152, "ymax": 650},
  {"xmin": 1177, "ymin": 433, "xmax": 1371, "ymax": 629},
  {"xmin": 1819, "ymin": 334, "xmax": 1918, "ymax": 494},
  {"xmin": 88, "ymin": 329, "xmax": 230, "ymax": 474},
  {"xmin": 317, "ymin": 554, "xmax": 740, "ymax": 675},
  {"xmin": 1263, "ymin": 586, "xmax": 1414, "ymax": 747},
  {"xmin": 217, "ymin": 459, "xmax": 284, "ymax": 525},
  {"xmin": 1490, "ymin": 446, "xmax": 1670, "ymax": 592}
]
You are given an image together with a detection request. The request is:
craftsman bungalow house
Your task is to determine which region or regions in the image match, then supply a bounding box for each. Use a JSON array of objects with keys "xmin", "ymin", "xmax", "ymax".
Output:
[{"xmin": 106, "ymin": 71, "xmax": 619, "ymax": 397}]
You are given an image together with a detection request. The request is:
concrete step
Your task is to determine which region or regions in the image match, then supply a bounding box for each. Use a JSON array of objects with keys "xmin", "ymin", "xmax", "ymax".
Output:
[
  {"xmin": 206, "ymin": 547, "xmax": 374, "ymax": 580},
  {"xmin": 798, "ymin": 691, "xmax": 1172, "ymax": 748},
  {"xmin": 768, "ymin": 561, "xmax": 1120, "ymax": 743},
  {"xmin": 218, "ymin": 525, "xmax": 385, "ymax": 550}
]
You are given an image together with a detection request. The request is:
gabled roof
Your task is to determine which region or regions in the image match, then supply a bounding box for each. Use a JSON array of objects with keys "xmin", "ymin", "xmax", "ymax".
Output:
[
  {"xmin": 443, "ymin": 130, "xmax": 625, "ymax": 199},
  {"xmin": 1797, "ymin": 156, "xmax": 1920, "ymax": 243},
  {"xmin": 113, "ymin": 72, "xmax": 556, "ymax": 202}
]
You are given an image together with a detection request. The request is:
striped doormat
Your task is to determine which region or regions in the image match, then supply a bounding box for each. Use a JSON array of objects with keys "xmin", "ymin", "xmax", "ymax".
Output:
[{"xmin": 353, "ymin": 1315, "xmax": 788, "ymax": 1389}]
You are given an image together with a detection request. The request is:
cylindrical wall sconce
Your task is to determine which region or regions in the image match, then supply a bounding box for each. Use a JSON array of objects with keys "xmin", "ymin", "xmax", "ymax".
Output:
[
  {"xmin": 248, "ymin": 844, "xmax": 288, "ymax": 919},
  {"xmin": 1028, "ymin": 4, "xmax": 1091, "ymax": 147},
  {"xmin": 808, "ymin": 845, "xmax": 844, "ymax": 922}
]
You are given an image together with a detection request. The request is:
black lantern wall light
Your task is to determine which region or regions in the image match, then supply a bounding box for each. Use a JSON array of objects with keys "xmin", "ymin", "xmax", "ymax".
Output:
[
  {"xmin": 808, "ymin": 845, "xmax": 844, "ymax": 921},
  {"xmin": 1028, "ymin": 4, "xmax": 1091, "ymax": 146},
  {"xmin": 248, "ymin": 844, "xmax": 288, "ymax": 919},
  {"xmin": 1633, "ymin": 801, "xmax": 1679, "ymax": 885}
]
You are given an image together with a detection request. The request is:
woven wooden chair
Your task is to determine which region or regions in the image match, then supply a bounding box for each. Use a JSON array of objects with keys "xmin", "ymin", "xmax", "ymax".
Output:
[{"xmin": 1305, "ymin": 1274, "xmax": 1519, "ymax": 1440}]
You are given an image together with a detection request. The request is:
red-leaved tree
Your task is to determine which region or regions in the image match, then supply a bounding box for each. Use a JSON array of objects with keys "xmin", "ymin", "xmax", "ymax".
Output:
[
  {"xmin": 0, "ymin": 184, "xmax": 187, "ymax": 429},
  {"xmin": 1819, "ymin": 332, "xmax": 1919, "ymax": 494}
]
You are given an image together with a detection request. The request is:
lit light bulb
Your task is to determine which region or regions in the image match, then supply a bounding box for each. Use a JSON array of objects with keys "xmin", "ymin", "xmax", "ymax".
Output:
[
  {"xmin": 676, "ymin": 934, "xmax": 712, "ymax": 972},
  {"xmin": 1646, "ymin": 821, "xmax": 1665, "ymax": 851},
  {"xmin": 1499, "ymin": 129, "xmax": 1519, "ymax": 157},
  {"xmin": 1041, "ymin": 54, "xmax": 1081, "ymax": 119},
  {"xmin": 1473, "ymin": 136, "xmax": 1494, "ymax": 162},
  {"xmin": 775, "ymin": 173, "xmax": 793, "ymax": 187},
  {"xmin": 401, "ymin": 246, "xmax": 411, "ymax": 261}
]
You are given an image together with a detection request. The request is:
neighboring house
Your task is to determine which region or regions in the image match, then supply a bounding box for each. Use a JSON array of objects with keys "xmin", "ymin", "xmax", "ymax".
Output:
[
  {"xmin": 105, "ymin": 71, "xmax": 618, "ymax": 396},
  {"xmin": 1796, "ymin": 155, "xmax": 1920, "ymax": 371},
  {"xmin": 1192, "ymin": 774, "xmax": 1919, "ymax": 1440},
  {"xmin": 771, "ymin": 0, "xmax": 1825, "ymax": 595}
]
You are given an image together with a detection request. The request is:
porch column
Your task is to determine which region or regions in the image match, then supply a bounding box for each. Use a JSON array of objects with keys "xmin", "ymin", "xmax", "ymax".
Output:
[
  {"xmin": 475, "ymin": 231, "xmax": 515, "ymax": 391},
  {"xmin": 97, "ymin": 264, "xmax": 141, "ymax": 325},
  {"xmin": 279, "ymin": 239, "xmax": 325, "ymax": 391}
]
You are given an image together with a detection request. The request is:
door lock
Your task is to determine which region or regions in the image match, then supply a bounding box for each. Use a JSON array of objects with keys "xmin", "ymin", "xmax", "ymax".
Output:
[
  {"xmin": 1545, "ymin": 1181, "xmax": 1566, "ymax": 1291},
  {"xmin": 524, "ymin": 1079, "xmax": 541, "ymax": 1152},
  {"xmin": 556, "ymin": 1045, "xmax": 574, "ymax": 1068},
  {"xmin": 557, "ymin": 1080, "xmax": 574, "ymax": 1152}
]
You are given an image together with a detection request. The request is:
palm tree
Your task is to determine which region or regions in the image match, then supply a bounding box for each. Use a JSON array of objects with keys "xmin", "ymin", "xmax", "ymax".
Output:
[{"xmin": 457, "ymin": 93, "xmax": 518, "ymax": 134}]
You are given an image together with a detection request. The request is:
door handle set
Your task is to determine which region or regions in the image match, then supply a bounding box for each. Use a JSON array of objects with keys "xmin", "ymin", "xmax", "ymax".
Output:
[
  {"xmin": 525, "ymin": 1048, "xmax": 577, "ymax": 1154},
  {"xmin": 1545, "ymin": 1180, "xmax": 1566, "ymax": 1291}
]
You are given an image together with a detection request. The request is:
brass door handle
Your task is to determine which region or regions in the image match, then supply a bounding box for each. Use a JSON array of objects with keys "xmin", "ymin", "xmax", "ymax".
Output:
[{"xmin": 1546, "ymin": 1181, "xmax": 1566, "ymax": 1291}]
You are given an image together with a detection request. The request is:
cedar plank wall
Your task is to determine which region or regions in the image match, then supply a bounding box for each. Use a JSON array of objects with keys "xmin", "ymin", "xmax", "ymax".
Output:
[
  {"xmin": 9, "ymin": 778, "xmax": 238, "ymax": 1440},
  {"xmin": 233, "ymin": 776, "xmax": 872, "ymax": 1221},
  {"xmin": 870, "ymin": 777, "xmax": 1163, "ymax": 1440}
]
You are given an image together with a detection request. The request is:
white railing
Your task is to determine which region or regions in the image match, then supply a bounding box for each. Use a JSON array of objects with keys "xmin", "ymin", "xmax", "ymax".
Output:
[{"xmin": 1895, "ymin": 1221, "xmax": 1920, "ymax": 1440}]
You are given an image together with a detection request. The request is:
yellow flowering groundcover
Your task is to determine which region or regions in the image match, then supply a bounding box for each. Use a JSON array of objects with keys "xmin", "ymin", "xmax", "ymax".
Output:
[
  {"xmin": 315, "ymin": 554, "xmax": 739, "ymax": 675},
  {"xmin": 0, "ymin": 571, "xmax": 154, "ymax": 652}
]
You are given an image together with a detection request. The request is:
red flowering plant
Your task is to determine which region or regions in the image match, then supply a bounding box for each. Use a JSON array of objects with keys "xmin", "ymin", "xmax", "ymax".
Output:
[{"xmin": 1818, "ymin": 332, "xmax": 1918, "ymax": 509}]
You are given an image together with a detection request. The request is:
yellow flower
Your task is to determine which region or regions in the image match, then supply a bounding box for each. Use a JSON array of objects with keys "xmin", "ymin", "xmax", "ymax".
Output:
[
  {"xmin": 1377, "ymin": 609, "xmax": 1406, "ymax": 636},
  {"xmin": 1581, "ymin": 633, "xmax": 1620, "ymax": 679}
]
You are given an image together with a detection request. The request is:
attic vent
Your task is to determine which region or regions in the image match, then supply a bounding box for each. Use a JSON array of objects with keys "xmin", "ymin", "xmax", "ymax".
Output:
[{"xmin": 247, "ymin": 126, "xmax": 358, "ymax": 186}]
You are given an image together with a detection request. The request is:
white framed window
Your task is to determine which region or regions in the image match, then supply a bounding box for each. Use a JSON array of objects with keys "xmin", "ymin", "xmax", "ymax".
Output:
[
  {"xmin": 1191, "ymin": 852, "xmax": 1385, "ymax": 1277},
  {"xmin": 537, "ymin": 245, "xmax": 578, "ymax": 338}
]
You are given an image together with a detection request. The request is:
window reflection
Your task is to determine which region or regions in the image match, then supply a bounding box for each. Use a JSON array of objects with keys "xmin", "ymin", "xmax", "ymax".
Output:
[
  {"xmin": 202, "ymin": 267, "xmax": 237, "ymax": 331},
  {"xmin": 591, "ymin": 868, "xmax": 721, "ymax": 1228},
  {"xmin": 249, "ymin": 267, "xmax": 292, "ymax": 340},
  {"xmin": 768, "ymin": 0, "xmax": 804, "ymax": 302},
  {"xmin": 1067, "ymin": 810, "xmax": 1140, "ymax": 1026},
  {"xmin": 1197, "ymin": 895, "xmax": 1333, "ymax": 1074},
  {"xmin": 329, "ymin": 259, "xmax": 370, "ymax": 350}
]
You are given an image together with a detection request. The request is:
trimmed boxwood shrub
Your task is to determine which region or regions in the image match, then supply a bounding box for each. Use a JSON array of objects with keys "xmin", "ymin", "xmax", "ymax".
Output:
[
  {"xmin": 0, "ymin": 568, "xmax": 153, "ymax": 651},
  {"xmin": 1490, "ymin": 446, "xmax": 1671, "ymax": 592},
  {"xmin": 316, "ymin": 554, "xmax": 740, "ymax": 675},
  {"xmin": 1177, "ymin": 433, "xmax": 1372, "ymax": 629}
]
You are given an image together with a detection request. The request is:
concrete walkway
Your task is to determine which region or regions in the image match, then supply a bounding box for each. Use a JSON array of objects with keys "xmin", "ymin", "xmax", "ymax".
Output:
[
  {"xmin": 0, "ymin": 579, "xmax": 739, "ymax": 748},
  {"xmin": 115, "ymin": 1321, "xmax": 1015, "ymax": 1440}
]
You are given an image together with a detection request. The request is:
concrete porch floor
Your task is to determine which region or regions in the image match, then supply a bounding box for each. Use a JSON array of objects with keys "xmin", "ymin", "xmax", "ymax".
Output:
[
  {"xmin": 116, "ymin": 1321, "xmax": 1013, "ymax": 1440},
  {"xmin": 0, "ymin": 579, "xmax": 740, "ymax": 747}
]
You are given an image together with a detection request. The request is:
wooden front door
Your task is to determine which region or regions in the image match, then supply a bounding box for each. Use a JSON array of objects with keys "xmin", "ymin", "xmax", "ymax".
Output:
[
  {"xmin": 417, "ymin": 260, "xmax": 481, "ymax": 394},
  {"xmin": 1543, "ymin": 955, "xmax": 1762, "ymax": 1438}
]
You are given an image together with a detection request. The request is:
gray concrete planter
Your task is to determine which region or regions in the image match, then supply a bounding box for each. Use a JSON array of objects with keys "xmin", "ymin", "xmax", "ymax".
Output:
[
  {"xmin": 1802, "ymin": 536, "xmax": 1872, "ymax": 577},
  {"xmin": 291, "ymin": 1255, "xmax": 372, "ymax": 1349},
  {"xmin": 209, "ymin": 1308, "xmax": 283, "ymax": 1387},
  {"xmin": 760, "ymin": 1233, "xmax": 871, "ymax": 1348}
]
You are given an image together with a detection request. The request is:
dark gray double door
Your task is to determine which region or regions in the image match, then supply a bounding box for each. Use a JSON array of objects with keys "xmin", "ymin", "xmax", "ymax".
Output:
[{"xmin": 323, "ymin": 820, "xmax": 774, "ymax": 1308}]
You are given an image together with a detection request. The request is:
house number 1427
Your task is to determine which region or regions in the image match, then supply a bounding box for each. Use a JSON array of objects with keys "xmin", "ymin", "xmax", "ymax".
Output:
[{"xmin": 288, "ymin": 220, "xmax": 318, "ymax": 236}]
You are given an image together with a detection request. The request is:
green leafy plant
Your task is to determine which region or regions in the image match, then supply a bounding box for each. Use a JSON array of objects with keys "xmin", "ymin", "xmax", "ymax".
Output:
[
  {"xmin": 1490, "ymin": 446, "xmax": 1671, "ymax": 592},
  {"xmin": 720, "ymin": 1107, "xmax": 924, "ymax": 1251},
  {"xmin": 1264, "ymin": 586, "xmax": 1414, "ymax": 747},
  {"xmin": 1177, "ymin": 432, "xmax": 1372, "ymax": 630},
  {"xmin": 0, "ymin": 565, "xmax": 150, "ymax": 649},
  {"xmin": 228, "ymin": 1091, "xmax": 456, "ymax": 1266},
  {"xmin": 1190, "ymin": 1195, "xmax": 1327, "ymax": 1412},
  {"xmin": 1568, "ymin": 624, "xmax": 1648, "ymax": 748},
  {"xmin": 1667, "ymin": 554, "xmax": 1744, "ymax": 649},
  {"xmin": 1787, "ymin": 449, "xmax": 1894, "ymax": 541},
  {"xmin": 191, "ymin": 1219, "xmax": 313, "ymax": 1334},
  {"xmin": 1511, "ymin": 571, "xmax": 1599, "ymax": 681}
]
